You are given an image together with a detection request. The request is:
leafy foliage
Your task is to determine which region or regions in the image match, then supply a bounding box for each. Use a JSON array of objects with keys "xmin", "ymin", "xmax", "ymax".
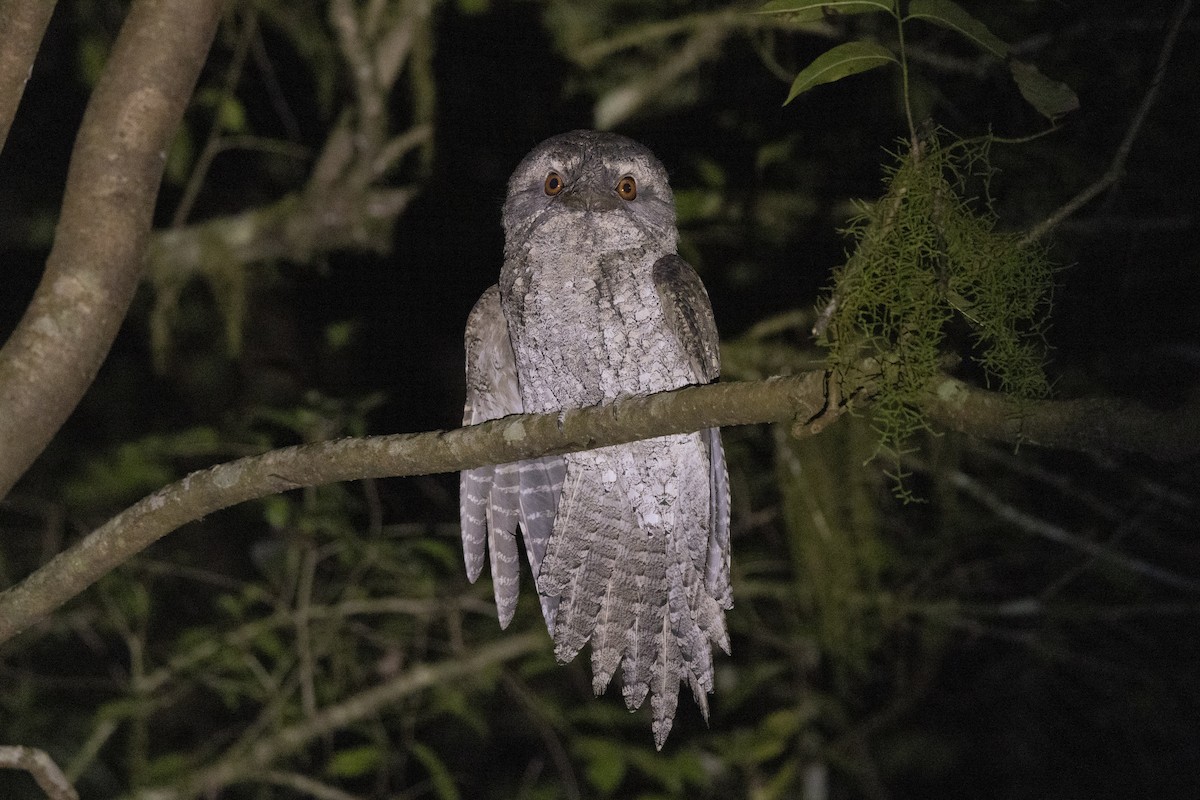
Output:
[{"xmin": 763, "ymin": 0, "xmax": 1079, "ymax": 121}]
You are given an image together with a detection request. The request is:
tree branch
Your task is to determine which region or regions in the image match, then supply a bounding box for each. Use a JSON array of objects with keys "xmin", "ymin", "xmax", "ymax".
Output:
[
  {"xmin": 147, "ymin": 179, "xmax": 422, "ymax": 276},
  {"xmin": 2, "ymin": 369, "xmax": 1198, "ymax": 646},
  {"xmin": 0, "ymin": 745, "xmax": 79, "ymax": 800},
  {"xmin": 949, "ymin": 470, "xmax": 1200, "ymax": 593},
  {"xmin": 0, "ymin": 0, "xmax": 225, "ymax": 500},
  {"xmin": 1021, "ymin": 0, "xmax": 1192, "ymax": 244},
  {"xmin": 0, "ymin": 0, "xmax": 57, "ymax": 153},
  {"xmin": 143, "ymin": 2, "xmax": 433, "ymax": 369},
  {"xmin": 923, "ymin": 375, "xmax": 1200, "ymax": 462},
  {"xmin": 0, "ymin": 372, "xmax": 823, "ymax": 644}
]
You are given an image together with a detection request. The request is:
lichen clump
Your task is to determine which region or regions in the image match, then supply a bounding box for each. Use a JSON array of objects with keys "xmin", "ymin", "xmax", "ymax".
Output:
[{"xmin": 822, "ymin": 134, "xmax": 1054, "ymax": 488}]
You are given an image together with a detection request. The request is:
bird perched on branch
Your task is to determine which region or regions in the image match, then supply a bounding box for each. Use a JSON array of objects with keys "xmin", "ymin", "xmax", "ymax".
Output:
[{"xmin": 460, "ymin": 130, "xmax": 730, "ymax": 748}]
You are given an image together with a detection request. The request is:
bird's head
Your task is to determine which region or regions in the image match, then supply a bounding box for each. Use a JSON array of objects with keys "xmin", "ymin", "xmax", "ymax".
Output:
[{"xmin": 502, "ymin": 130, "xmax": 677, "ymax": 246}]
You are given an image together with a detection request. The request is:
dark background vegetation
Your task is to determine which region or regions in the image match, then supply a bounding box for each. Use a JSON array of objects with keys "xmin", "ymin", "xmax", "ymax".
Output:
[{"xmin": 2, "ymin": 1, "xmax": 1199, "ymax": 798}]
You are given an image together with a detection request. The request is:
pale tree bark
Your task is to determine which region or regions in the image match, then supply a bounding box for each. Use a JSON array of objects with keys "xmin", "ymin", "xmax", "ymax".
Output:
[
  {"xmin": 0, "ymin": 745, "xmax": 78, "ymax": 800},
  {"xmin": 0, "ymin": 0, "xmax": 56, "ymax": 151},
  {"xmin": 0, "ymin": 0, "xmax": 225, "ymax": 500}
]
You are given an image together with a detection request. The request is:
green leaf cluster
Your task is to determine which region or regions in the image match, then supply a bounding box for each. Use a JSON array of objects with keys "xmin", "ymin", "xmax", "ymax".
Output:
[
  {"xmin": 62, "ymin": 427, "xmax": 227, "ymax": 510},
  {"xmin": 822, "ymin": 134, "xmax": 1054, "ymax": 487},
  {"xmin": 761, "ymin": 0, "xmax": 1080, "ymax": 121}
]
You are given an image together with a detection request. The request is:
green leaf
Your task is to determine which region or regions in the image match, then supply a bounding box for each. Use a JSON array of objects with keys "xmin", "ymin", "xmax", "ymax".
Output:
[
  {"xmin": 165, "ymin": 128, "xmax": 195, "ymax": 185},
  {"xmin": 623, "ymin": 747, "xmax": 709, "ymax": 795},
  {"xmin": 102, "ymin": 575, "xmax": 152, "ymax": 624},
  {"xmin": 410, "ymin": 742, "xmax": 462, "ymax": 800},
  {"xmin": 77, "ymin": 35, "xmax": 109, "ymax": 86},
  {"xmin": 906, "ymin": 0, "xmax": 1010, "ymax": 59},
  {"xmin": 784, "ymin": 41, "xmax": 898, "ymax": 104},
  {"xmin": 1009, "ymin": 60, "xmax": 1080, "ymax": 120},
  {"xmin": 261, "ymin": 495, "xmax": 293, "ymax": 530},
  {"xmin": 143, "ymin": 753, "xmax": 192, "ymax": 785},
  {"xmin": 576, "ymin": 737, "xmax": 628, "ymax": 794},
  {"xmin": 216, "ymin": 96, "xmax": 248, "ymax": 134},
  {"xmin": 195, "ymin": 88, "xmax": 248, "ymax": 134},
  {"xmin": 325, "ymin": 745, "xmax": 384, "ymax": 778},
  {"xmin": 757, "ymin": 0, "xmax": 894, "ymax": 21},
  {"xmin": 324, "ymin": 320, "xmax": 358, "ymax": 351}
]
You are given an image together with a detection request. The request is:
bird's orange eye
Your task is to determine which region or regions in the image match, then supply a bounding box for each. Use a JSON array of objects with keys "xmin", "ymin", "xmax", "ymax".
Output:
[
  {"xmin": 544, "ymin": 171, "xmax": 564, "ymax": 196},
  {"xmin": 616, "ymin": 175, "xmax": 637, "ymax": 200}
]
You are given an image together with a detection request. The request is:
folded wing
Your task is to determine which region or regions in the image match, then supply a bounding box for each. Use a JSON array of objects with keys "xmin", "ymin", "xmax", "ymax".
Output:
[{"xmin": 460, "ymin": 285, "xmax": 563, "ymax": 629}]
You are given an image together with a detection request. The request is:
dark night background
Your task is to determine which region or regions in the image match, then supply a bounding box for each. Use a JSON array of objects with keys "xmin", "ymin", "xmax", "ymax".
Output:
[{"xmin": 2, "ymin": 1, "xmax": 1200, "ymax": 798}]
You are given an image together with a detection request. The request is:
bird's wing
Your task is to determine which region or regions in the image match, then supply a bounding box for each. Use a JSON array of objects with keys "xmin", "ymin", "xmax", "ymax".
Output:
[
  {"xmin": 651, "ymin": 254, "xmax": 720, "ymax": 383},
  {"xmin": 652, "ymin": 255, "xmax": 732, "ymax": 608},
  {"xmin": 461, "ymin": 285, "xmax": 563, "ymax": 629}
]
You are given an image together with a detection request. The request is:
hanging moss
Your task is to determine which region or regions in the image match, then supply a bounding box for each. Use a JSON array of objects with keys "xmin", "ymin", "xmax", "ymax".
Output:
[{"xmin": 821, "ymin": 133, "xmax": 1054, "ymax": 495}]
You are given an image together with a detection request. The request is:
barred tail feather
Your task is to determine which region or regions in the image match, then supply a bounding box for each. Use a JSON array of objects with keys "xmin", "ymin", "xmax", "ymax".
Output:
[
  {"xmin": 618, "ymin": 517, "xmax": 653, "ymax": 711},
  {"xmin": 518, "ymin": 455, "xmax": 565, "ymax": 628},
  {"xmin": 460, "ymin": 466, "xmax": 493, "ymax": 583},
  {"xmin": 489, "ymin": 463, "xmax": 523, "ymax": 628},
  {"xmin": 622, "ymin": 500, "xmax": 669, "ymax": 712}
]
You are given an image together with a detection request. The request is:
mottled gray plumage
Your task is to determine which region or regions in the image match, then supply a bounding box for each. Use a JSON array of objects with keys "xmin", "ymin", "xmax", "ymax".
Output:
[{"xmin": 460, "ymin": 130, "xmax": 731, "ymax": 748}]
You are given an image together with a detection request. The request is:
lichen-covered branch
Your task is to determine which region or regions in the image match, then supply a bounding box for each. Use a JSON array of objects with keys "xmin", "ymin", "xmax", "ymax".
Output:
[
  {"xmin": 3, "ymin": 369, "xmax": 1198, "ymax": 646},
  {"xmin": 924, "ymin": 375, "xmax": 1200, "ymax": 462},
  {"xmin": 0, "ymin": 0, "xmax": 224, "ymax": 501}
]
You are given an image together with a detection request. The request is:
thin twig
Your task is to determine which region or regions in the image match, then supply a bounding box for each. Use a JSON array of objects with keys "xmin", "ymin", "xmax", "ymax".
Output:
[
  {"xmin": 295, "ymin": 542, "xmax": 320, "ymax": 718},
  {"xmin": 249, "ymin": 26, "xmax": 302, "ymax": 141},
  {"xmin": 950, "ymin": 470, "xmax": 1200, "ymax": 593},
  {"xmin": 253, "ymin": 771, "xmax": 365, "ymax": 800},
  {"xmin": 1021, "ymin": 0, "xmax": 1193, "ymax": 245},
  {"xmin": 172, "ymin": 10, "xmax": 260, "ymax": 228},
  {"xmin": 64, "ymin": 718, "xmax": 119, "ymax": 783},
  {"xmin": 132, "ymin": 634, "xmax": 544, "ymax": 800},
  {"xmin": 501, "ymin": 673, "xmax": 583, "ymax": 800},
  {"xmin": 136, "ymin": 595, "xmax": 494, "ymax": 695}
]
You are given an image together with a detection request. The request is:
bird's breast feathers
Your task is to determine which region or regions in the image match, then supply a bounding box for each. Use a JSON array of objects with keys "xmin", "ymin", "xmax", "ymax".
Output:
[{"xmin": 503, "ymin": 244, "xmax": 695, "ymax": 407}]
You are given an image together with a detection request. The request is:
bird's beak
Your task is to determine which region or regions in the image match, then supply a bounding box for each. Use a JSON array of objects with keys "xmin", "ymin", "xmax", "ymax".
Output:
[{"xmin": 559, "ymin": 185, "xmax": 623, "ymax": 212}]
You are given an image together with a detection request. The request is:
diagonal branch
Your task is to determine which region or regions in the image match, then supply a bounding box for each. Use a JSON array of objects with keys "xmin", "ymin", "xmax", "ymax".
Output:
[
  {"xmin": 0, "ymin": 745, "xmax": 78, "ymax": 800},
  {"xmin": 0, "ymin": 0, "xmax": 225, "ymax": 501},
  {"xmin": 950, "ymin": 470, "xmax": 1200, "ymax": 593},
  {"xmin": 0, "ymin": 0, "xmax": 57, "ymax": 153},
  {"xmin": 0, "ymin": 372, "xmax": 824, "ymax": 645},
  {"xmin": 1021, "ymin": 0, "xmax": 1192, "ymax": 245},
  {"xmin": 3, "ymin": 369, "xmax": 1199, "ymax": 646}
]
